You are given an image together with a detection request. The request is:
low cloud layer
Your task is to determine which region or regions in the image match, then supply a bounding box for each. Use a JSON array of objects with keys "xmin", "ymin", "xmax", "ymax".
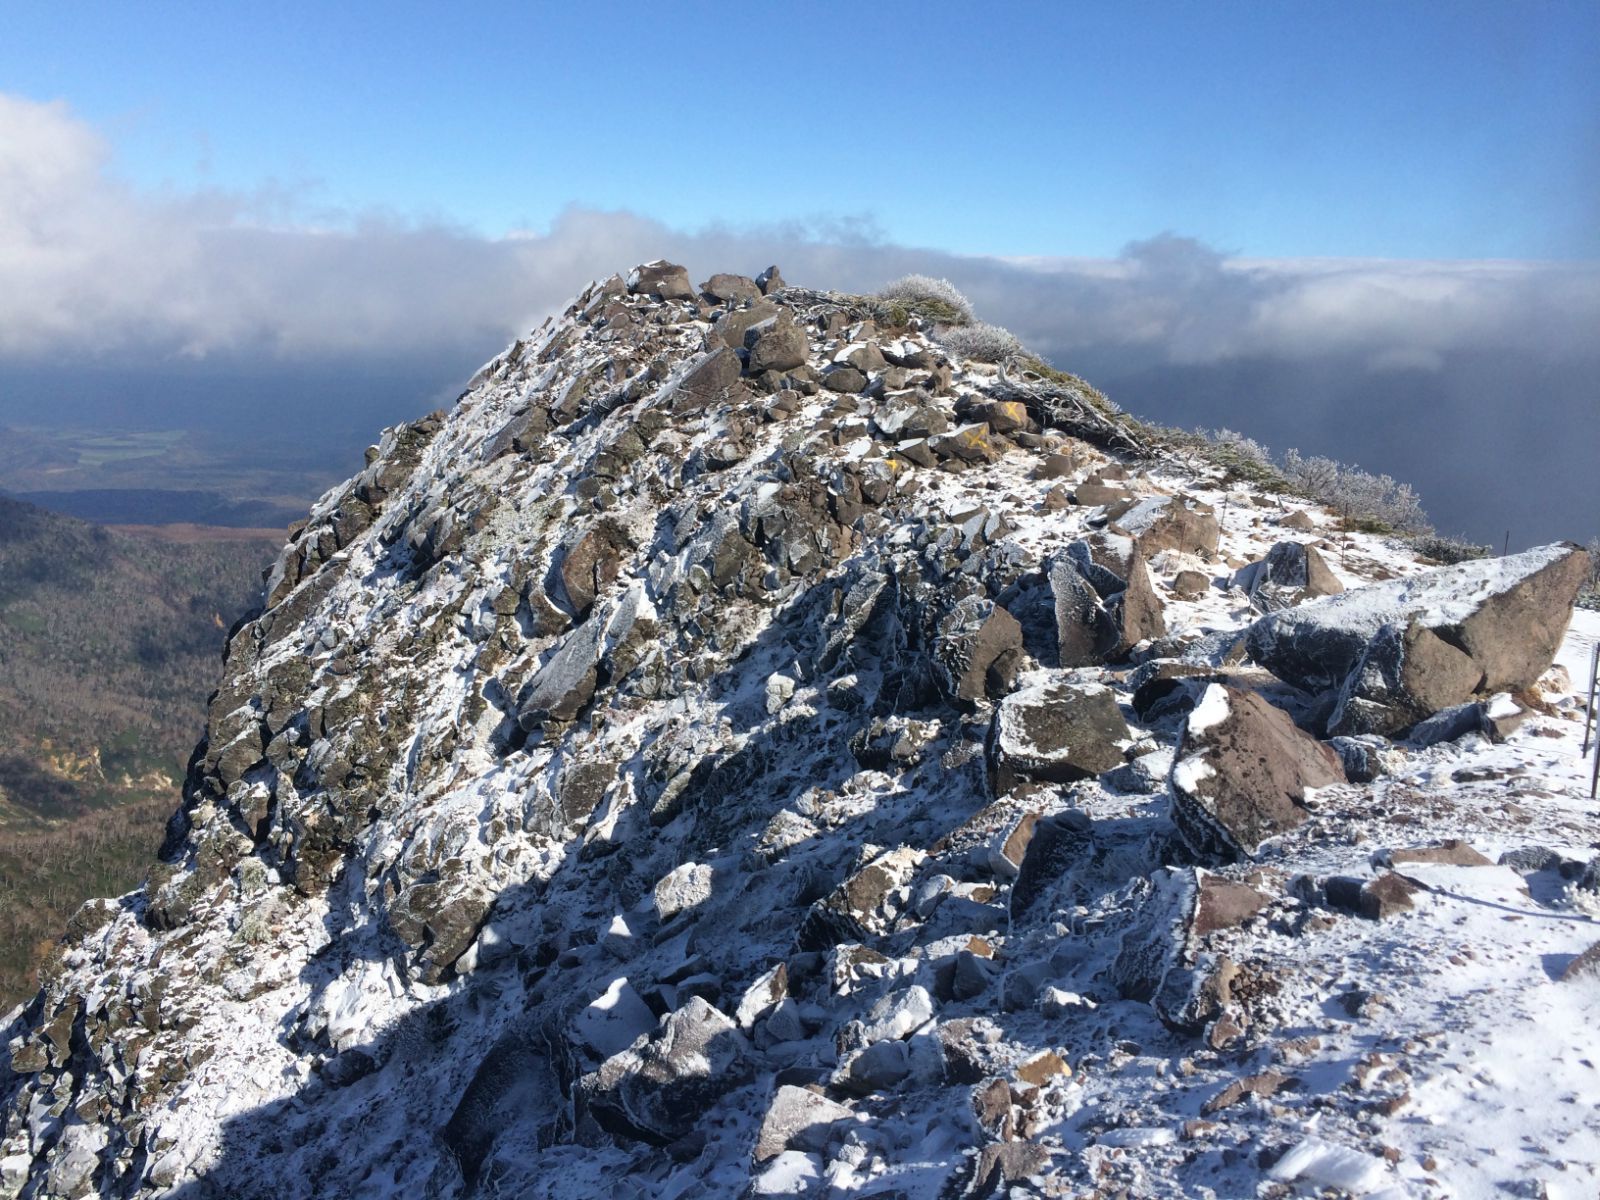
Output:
[{"xmin": 3, "ymin": 92, "xmax": 1597, "ymax": 545}]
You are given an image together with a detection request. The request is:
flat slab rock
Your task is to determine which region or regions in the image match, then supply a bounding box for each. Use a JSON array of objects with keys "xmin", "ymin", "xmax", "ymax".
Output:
[
  {"xmin": 988, "ymin": 679, "xmax": 1131, "ymax": 792},
  {"xmin": 1246, "ymin": 541, "xmax": 1589, "ymax": 697},
  {"xmin": 1169, "ymin": 684, "xmax": 1346, "ymax": 860}
]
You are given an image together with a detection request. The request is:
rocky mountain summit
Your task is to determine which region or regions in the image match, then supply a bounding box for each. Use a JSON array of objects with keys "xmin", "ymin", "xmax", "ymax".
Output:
[{"xmin": 3, "ymin": 264, "xmax": 1597, "ymax": 1200}]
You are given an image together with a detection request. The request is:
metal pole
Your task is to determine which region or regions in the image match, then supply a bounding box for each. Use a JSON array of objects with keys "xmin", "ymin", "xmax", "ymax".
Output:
[{"xmin": 1584, "ymin": 644, "xmax": 1599, "ymax": 759}]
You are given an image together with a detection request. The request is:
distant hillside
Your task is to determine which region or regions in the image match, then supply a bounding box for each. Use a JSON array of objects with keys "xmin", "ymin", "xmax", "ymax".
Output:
[
  {"xmin": 10, "ymin": 487, "xmax": 308, "ymax": 528},
  {"xmin": 0, "ymin": 497, "xmax": 272, "ymax": 825}
]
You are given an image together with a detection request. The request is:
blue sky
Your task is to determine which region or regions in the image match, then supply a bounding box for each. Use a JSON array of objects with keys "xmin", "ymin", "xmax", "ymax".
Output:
[{"xmin": 4, "ymin": 0, "xmax": 1596, "ymax": 260}]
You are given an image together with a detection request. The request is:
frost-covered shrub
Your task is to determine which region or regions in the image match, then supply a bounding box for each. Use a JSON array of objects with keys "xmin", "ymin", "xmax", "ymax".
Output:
[
  {"xmin": 937, "ymin": 322, "xmax": 1023, "ymax": 364},
  {"xmin": 1580, "ymin": 536, "xmax": 1600, "ymax": 610},
  {"xmin": 875, "ymin": 274, "xmax": 975, "ymax": 325},
  {"xmin": 1204, "ymin": 428, "xmax": 1272, "ymax": 470},
  {"xmin": 1407, "ymin": 533, "xmax": 1492, "ymax": 564},
  {"xmin": 1281, "ymin": 449, "xmax": 1430, "ymax": 533}
]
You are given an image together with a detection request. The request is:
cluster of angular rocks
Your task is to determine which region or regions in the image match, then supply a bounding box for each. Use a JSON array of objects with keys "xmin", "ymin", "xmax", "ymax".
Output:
[{"xmin": 0, "ymin": 262, "xmax": 1594, "ymax": 1200}]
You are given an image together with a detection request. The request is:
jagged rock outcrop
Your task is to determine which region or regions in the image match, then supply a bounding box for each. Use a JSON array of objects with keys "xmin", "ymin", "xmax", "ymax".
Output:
[
  {"xmin": 1169, "ymin": 684, "xmax": 1347, "ymax": 859},
  {"xmin": 1246, "ymin": 542, "xmax": 1590, "ymax": 733},
  {"xmin": 1232, "ymin": 540, "xmax": 1343, "ymax": 612},
  {"xmin": 2, "ymin": 265, "xmax": 1594, "ymax": 1200}
]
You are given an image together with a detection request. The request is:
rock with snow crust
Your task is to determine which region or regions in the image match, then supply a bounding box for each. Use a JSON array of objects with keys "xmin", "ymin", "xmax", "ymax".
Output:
[
  {"xmin": 1232, "ymin": 539, "xmax": 1343, "ymax": 612},
  {"xmin": 579, "ymin": 996, "xmax": 752, "ymax": 1145},
  {"xmin": 1110, "ymin": 495, "xmax": 1220, "ymax": 560},
  {"xmin": 627, "ymin": 259, "xmax": 696, "ymax": 300},
  {"xmin": 1247, "ymin": 542, "xmax": 1590, "ymax": 730},
  {"xmin": 1048, "ymin": 556, "xmax": 1120, "ymax": 667},
  {"xmin": 1169, "ymin": 684, "xmax": 1346, "ymax": 859},
  {"xmin": 754, "ymin": 1085, "xmax": 853, "ymax": 1162},
  {"xmin": 988, "ymin": 681, "xmax": 1130, "ymax": 792}
]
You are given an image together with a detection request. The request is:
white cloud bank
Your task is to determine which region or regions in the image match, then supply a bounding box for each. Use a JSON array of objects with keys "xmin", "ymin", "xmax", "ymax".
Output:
[
  {"xmin": 3, "ymin": 93, "xmax": 1597, "ymax": 371},
  {"xmin": 4, "ymin": 93, "xmax": 1598, "ymax": 545}
]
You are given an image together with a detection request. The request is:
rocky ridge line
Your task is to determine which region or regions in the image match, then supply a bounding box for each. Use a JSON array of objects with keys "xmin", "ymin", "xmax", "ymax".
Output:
[{"xmin": 1, "ymin": 263, "xmax": 1595, "ymax": 1200}]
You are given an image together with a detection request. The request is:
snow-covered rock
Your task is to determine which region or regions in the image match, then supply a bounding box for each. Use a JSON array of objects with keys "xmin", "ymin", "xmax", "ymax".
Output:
[{"xmin": 3, "ymin": 266, "xmax": 1596, "ymax": 1200}]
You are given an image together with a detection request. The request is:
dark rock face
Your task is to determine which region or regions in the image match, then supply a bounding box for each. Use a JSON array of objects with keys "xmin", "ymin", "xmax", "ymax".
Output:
[
  {"xmin": 1247, "ymin": 542, "xmax": 1590, "ymax": 733},
  {"xmin": 748, "ymin": 314, "xmax": 810, "ymax": 374},
  {"xmin": 1048, "ymin": 557, "xmax": 1119, "ymax": 667},
  {"xmin": 1009, "ymin": 810, "xmax": 1096, "ymax": 921},
  {"xmin": 756, "ymin": 264, "xmax": 786, "ymax": 294},
  {"xmin": 1110, "ymin": 549, "xmax": 1167, "ymax": 651},
  {"xmin": 1169, "ymin": 685, "xmax": 1346, "ymax": 860},
  {"xmin": 579, "ymin": 997, "xmax": 753, "ymax": 1145},
  {"xmin": 988, "ymin": 681, "xmax": 1130, "ymax": 792},
  {"xmin": 1330, "ymin": 619, "xmax": 1484, "ymax": 736},
  {"xmin": 932, "ymin": 596, "xmax": 1023, "ymax": 703},
  {"xmin": 1233, "ymin": 541, "xmax": 1343, "ymax": 612},
  {"xmin": 560, "ymin": 521, "xmax": 630, "ymax": 617},
  {"xmin": 628, "ymin": 260, "xmax": 696, "ymax": 300},
  {"xmin": 701, "ymin": 273, "xmax": 760, "ymax": 304},
  {"xmin": 1110, "ymin": 495, "xmax": 1220, "ymax": 559}
]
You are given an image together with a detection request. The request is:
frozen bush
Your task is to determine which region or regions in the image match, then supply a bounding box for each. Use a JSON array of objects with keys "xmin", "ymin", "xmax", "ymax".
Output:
[
  {"xmin": 1580, "ymin": 536, "xmax": 1600, "ymax": 610},
  {"xmin": 1407, "ymin": 533, "xmax": 1492, "ymax": 564},
  {"xmin": 875, "ymin": 274, "xmax": 975, "ymax": 325},
  {"xmin": 1203, "ymin": 428, "xmax": 1273, "ymax": 471},
  {"xmin": 936, "ymin": 322, "xmax": 1023, "ymax": 364},
  {"xmin": 1281, "ymin": 449, "xmax": 1430, "ymax": 533}
]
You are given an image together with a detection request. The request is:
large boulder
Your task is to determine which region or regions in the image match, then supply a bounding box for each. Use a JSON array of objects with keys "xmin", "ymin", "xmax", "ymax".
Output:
[
  {"xmin": 627, "ymin": 260, "xmax": 696, "ymax": 300},
  {"xmin": 754, "ymin": 1086, "xmax": 853, "ymax": 1162},
  {"xmin": 1111, "ymin": 496, "xmax": 1220, "ymax": 560},
  {"xmin": 1329, "ymin": 619, "xmax": 1485, "ymax": 736},
  {"xmin": 932, "ymin": 595, "xmax": 1024, "ymax": 702},
  {"xmin": 1109, "ymin": 549, "xmax": 1166, "ymax": 651},
  {"xmin": 988, "ymin": 680, "xmax": 1130, "ymax": 792},
  {"xmin": 748, "ymin": 314, "xmax": 810, "ymax": 374},
  {"xmin": 579, "ymin": 997, "xmax": 753, "ymax": 1145},
  {"xmin": 1048, "ymin": 557, "xmax": 1119, "ymax": 668},
  {"xmin": 1169, "ymin": 685, "xmax": 1346, "ymax": 860},
  {"xmin": 701, "ymin": 273, "xmax": 760, "ymax": 304},
  {"xmin": 1233, "ymin": 541, "xmax": 1343, "ymax": 612},
  {"xmin": 1246, "ymin": 543, "xmax": 1590, "ymax": 732}
]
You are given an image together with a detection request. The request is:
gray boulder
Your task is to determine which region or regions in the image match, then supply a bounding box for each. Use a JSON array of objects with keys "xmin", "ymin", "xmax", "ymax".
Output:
[
  {"xmin": 579, "ymin": 997, "xmax": 752, "ymax": 1145},
  {"xmin": 627, "ymin": 260, "xmax": 696, "ymax": 300},
  {"xmin": 710, "ymin": 300, "xmax": 780, "ymax": 349},
  {"xmin": 748, "ymin": 314, "xmax": 810, "ymax": 374},
  {"xmin": 1233, "ymin": 541, "xmax": 1343, "ymax": 612},
  {"xmin": 1109, "ymin": 549, "xmax": 1167, "ymax": 651},
  {"xmin": 701, "ymin": 272, "xmax": 760, "ymax": 304},
  {"xmin": 754, "ymin": 1085, "xmax": 853, "ymax": 1162},
  {"xmin": 932, "ymin": 595, "xmax": 1024, "ymax": 702},
  {"xmin": 1111, "ymin": 495, "xmax": 1220, "ymax": 559},
  {"xmin": 1048, "ymin": 557, "xmax": 1119, "ymax": 667},
  {"xmin": 1169, "ymin": 684, "xmax": 1346, "ymax": 859},
  {"xmin": 988, "ymin": 681, "xmax": 1130, "ymax": 792},
  {"xmin": 756, "ymin": 264, "xmax": 786, "ymax": 294},
  {"xmin": 1247, "ymin": 542, "xmax": 1590, "ymax": 732}
]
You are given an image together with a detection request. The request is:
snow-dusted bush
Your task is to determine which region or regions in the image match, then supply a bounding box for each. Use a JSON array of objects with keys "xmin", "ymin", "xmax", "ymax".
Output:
[
  {"xmin": 1281, "ymin": 449, "xmax": 1430, "ymax": 533},
  {"xmin": 875, "ymin": 274, "xmax": 975, "ymax": 325},
  {"xmin": 1407, "ymin": 533, "xmax": 1492, "ymax": 564},
  {"xmin": 937, "ymin": 321, "xmax": 1022, "ymax": 364},
  {"xmin": 1580, "ymin": 536, "xmax": 1600, "ymax": 610},
  {"xmin": 1204, "ymin": 428, "xmax": 1273, "ymax": 470}
]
